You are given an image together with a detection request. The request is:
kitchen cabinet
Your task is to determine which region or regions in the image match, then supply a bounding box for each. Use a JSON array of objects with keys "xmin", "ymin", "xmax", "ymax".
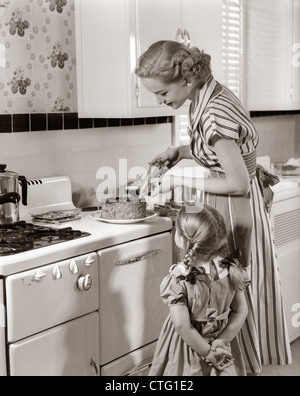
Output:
[
  {"xmin": 75, "ymin": 0, "xmax": 223, "ymax": 118},
  {"xmin": 98, "ymin": 232, "xmax": 172, "ymax": 374},
  {"xmin": 246, "ymin": 0, "xmax": 300, "ymax": 111}
]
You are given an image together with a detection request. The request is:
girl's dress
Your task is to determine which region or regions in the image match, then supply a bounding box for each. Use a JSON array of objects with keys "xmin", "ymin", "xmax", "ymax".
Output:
[
  {"xmin": 186, "ymin": 76, "xmax": 292, "ymax": 373},
  {"xmin": 149, "ymin": 257, "xmax": 249, "ymax": 376}
]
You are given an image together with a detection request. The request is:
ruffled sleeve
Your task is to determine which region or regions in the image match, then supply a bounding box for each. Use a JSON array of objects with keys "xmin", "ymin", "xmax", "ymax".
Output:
[
  {"xmin": 241, "ymin": 267, "xmax": 251, "ymax": 290},
  {"xmin": 160, "ymin": 265, "xmax": 188, "ymax": 307},
  {"xmin": 202, "ymin": 107, "xmax": 240, "ymax": 147}
]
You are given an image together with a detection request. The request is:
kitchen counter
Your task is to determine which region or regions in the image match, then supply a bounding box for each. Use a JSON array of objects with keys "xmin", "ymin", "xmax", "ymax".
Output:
[
  {"xmin": 2, "ymin": 173, "xmax": 298, "ymax": 276},
  {"xmin": 0, "ymin": 213, "xmax": 172, "ymax": 276},
  {"xmin": 272, "ymin": 177, "xmax": 300, "ymax": 202}
]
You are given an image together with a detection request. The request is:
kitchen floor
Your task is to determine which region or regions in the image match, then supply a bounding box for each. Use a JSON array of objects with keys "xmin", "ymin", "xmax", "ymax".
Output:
[{"xmin": 258, "ymin": 337, "xmax": 300, "ymax": 376}]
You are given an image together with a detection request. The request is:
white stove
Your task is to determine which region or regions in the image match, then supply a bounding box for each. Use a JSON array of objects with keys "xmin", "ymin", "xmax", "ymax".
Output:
[{"xmin": 0, "ymin": 176, "xmax": 173, "ymax": 376}]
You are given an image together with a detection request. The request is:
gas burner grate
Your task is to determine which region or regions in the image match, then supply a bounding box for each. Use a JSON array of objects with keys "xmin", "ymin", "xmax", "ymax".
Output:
[{"xmin": 0, "ymin": 222, "xmax": 90, "ymax": 256}]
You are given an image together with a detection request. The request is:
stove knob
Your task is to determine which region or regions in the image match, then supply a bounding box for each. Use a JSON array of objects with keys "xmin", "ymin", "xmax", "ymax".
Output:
[
  {"xmin": 33, "ymin": 270, "xmax": 46, "ymax": 282},
  {"xmin": 69, "ymin": 260, "xmax": 79, "ymax": 274},
  {"xmin": 77, "ymin": 274, "xmax": 92, "ymax": 291},
  {"xmin": 84, "ymin": 256, "xmax": 96, "ymax": 267},
  {"xmin": 52, "ymin": 265, "xmax": 62, "ymax": 280}
]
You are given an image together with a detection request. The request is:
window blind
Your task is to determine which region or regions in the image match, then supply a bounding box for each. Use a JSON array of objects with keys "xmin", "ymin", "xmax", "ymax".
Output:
[{"xmin": 175, "ymin": 0, "xmax": 244, "ymax": 145}]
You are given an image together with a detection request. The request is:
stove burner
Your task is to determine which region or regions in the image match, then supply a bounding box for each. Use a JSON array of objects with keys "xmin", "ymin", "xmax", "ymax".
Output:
[
  {"xmin": 0, "ymin": 240, "xmax": 34, "ymax": 255},
  {"xmin": 40, "ymin": 235, "xmax": 61, "ymax": 242},
  {"xmin": 0, "ymin": 222, "xmax": 90, "ymax": 256}
]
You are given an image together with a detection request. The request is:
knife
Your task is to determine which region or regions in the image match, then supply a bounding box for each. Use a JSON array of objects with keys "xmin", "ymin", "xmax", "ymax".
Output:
[
  {"xmin": 138, "ymin": 164, "xmax": 169, "ymax": 198},
  {"xmin": 138, "ymin": 164, "xmax": 153, "ymax": 198}
]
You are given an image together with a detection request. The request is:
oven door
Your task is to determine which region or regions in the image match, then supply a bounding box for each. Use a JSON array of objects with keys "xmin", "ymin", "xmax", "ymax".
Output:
[
  {"xmin": 9, "ymin": 311, "xmax": 99, "ymax": 376},
  {"xmin": 98, "ymin": 232, "xmax": 172, "ymax": 366},
  {"xmin": 0, "ymin": 279, "xmax": 7, "ymax": 376}
]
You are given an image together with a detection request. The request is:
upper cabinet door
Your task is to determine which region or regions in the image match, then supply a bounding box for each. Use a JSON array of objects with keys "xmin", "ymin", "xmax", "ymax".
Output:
[
  {"xmin": 181, "ymin": 0, "xmax": 224, "ymax": 84},
  {"xmin": 75, "ymin": 0, "xmax": 130, "ymax": 118},
  {"xmin": 135, "ymin": 0, "xmax": 224, "ymax": 109},
  {"xmin": 75, "ymin": 0, "xmax": 224, "ymax": 118},
  {"xmin": 134, "ymin": 0, "xmax": 183, "ymax": 110}
]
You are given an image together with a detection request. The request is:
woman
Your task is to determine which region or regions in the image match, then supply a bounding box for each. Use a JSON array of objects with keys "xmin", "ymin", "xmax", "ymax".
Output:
[{"xmin": 135, "ymin": 40, "xmax": 292, "ymax": 374}]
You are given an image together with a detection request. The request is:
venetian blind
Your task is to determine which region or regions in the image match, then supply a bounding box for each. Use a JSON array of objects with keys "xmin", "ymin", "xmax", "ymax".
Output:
[{"xmin": 174, "ymin": 0, "xmax": 244, "ymax": 145}]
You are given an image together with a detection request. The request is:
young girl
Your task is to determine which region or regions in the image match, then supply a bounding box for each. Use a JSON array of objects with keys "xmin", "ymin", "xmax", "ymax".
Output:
[{"xmin": 149, "ymin": 203, "xmax": 249, "ymax": 376}]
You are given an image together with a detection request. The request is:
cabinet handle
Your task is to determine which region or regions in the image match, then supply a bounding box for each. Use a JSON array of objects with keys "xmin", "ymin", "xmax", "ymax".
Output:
[
  {"xmin": 115, "ymin": 249, "xmax": 161, "ymax": 266},
  {"xmin": 183, "ymin": 29, "xmax": 191, "ymax": 47},
  {"xmin": 175, "ymin": 28, "xmax": 184, "ymax": 43}
]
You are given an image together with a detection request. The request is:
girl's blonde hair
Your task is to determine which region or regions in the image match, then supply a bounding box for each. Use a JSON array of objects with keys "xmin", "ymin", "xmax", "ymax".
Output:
[
  {"xmin": 176, "ymin": 204, "xmax": 245, "ymax": 291},
  {"xmin": 135, "ymin": 40, "xmax": 211, "ymax": 85}
]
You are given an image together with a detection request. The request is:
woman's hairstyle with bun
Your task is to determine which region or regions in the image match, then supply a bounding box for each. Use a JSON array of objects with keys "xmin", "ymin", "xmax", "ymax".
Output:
[{"xmin": 135, "ymin": 40, "xmax": 211, "ymax": 84}]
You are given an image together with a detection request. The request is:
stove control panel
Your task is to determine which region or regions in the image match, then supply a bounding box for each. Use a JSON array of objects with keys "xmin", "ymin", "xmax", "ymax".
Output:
[{"xmin": 5, "ymin": 253, "xmax": 99, "ymax": 343}]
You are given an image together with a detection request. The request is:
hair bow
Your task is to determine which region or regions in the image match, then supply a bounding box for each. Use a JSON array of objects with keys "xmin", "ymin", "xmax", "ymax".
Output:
[
  {"xmin": 220, "ymin": 248, "xmax": 241, "ymax": 269},
  {"xmin": 186, "ymin": 266, "xmax": 206, "ymax": 284}
]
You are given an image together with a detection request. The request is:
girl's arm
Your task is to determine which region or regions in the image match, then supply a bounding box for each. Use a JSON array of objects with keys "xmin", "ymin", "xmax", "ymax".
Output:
[
  {"xmin": 169, "ymin": 303, "xmax": 232, "ymax": 366},
  {"xmin": 212, "ymin": 291, "xmax": 248, "ymax": 348},
  {"xmin": 155, "ymin": 139, "xmax": 250, "ymax": 197},
  {"xmin": 169, "ymin": 304, "xmax": 211, "ymax": 357}
]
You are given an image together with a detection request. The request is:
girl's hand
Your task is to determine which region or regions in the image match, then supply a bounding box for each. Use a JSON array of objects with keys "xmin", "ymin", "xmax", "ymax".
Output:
[
  {"xmin": 150, "ymin": 146, "xmax": 181, "ymax": 169},
  {"xmin": 203, "ymin": 346, "xmax": 234, "ymax": 371},
  {"xmin": 211, "ymin": 338, "xmax": 229, "ymax": 351}
]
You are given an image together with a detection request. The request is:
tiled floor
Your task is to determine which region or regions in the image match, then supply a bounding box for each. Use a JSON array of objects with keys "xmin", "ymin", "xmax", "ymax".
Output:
[{"xmin": 258, "ymin": 337, "xmax": 300, "ymax": 376}]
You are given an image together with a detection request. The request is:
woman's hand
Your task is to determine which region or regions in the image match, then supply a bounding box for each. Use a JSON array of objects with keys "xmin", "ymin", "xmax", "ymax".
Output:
[
  {"xmin": 150, "ymin": 175, "xmax": 177, "ymax": 197},
  {"xmin": 150, "ymin": 146, "xmax": 181, "ymax": 169}
]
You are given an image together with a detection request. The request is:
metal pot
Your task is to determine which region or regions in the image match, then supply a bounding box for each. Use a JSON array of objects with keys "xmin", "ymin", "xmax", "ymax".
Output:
[{"xmin": 0, "ymin": 164, "xmax": 27, "ymax": 225}]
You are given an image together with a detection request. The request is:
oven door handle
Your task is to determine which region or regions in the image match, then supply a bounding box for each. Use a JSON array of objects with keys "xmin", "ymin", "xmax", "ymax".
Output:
[{"xmin": 115, "ymin": 249, "xmax": 161, "ymax": 266}]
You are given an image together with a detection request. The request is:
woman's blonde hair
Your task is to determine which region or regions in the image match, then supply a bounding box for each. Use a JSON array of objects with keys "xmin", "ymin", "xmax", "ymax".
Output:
[
  {"xmin": 135, "ymin": 40, "xmax": 211, "ymax": 84},
  {"xmin": 176, "ymin": 203, "xmax": 245, "ymax": 291}
]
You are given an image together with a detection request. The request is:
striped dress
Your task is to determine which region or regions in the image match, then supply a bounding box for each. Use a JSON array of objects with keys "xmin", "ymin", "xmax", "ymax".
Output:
[{"xmin": 187, "ymin": 76, "xmax": 292, "ymax": 374}]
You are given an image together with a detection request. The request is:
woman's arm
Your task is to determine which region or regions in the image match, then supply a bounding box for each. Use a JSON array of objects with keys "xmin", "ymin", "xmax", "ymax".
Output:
[
  {"xmin": 156, "ymin": 138, "xmax": 250, "ymax": 196},
  {"xmin": 151, "ymin": 145, "xmax": 192, "ymax": 168}
]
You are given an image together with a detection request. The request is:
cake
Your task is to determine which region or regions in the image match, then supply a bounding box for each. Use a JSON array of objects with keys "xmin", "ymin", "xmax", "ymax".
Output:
[{"xmin": 101, "ymin": 196, "xmax": 147, "ymax": 220}]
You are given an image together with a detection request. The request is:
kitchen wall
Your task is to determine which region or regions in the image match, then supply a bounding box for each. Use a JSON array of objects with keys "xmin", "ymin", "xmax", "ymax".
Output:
[
  {"xmin": 0, "ymin": 123, "xmax": 172, "ymax": 206},
  {"xmin": 252, "ymin": 114, "xmax": 300, "ymax": 163},
  {"xmin": 0, "ymin": 0, "xmax": 77, "ymax": 114}
]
